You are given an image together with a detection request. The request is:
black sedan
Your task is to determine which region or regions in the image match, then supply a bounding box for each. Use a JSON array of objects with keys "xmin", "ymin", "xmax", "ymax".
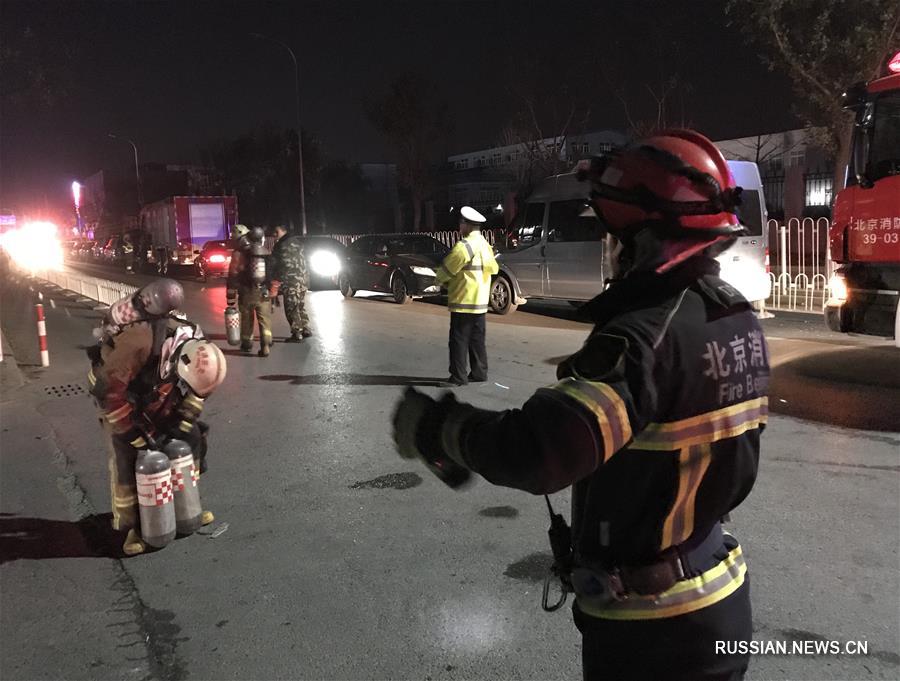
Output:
[
  {"xmin": 293, "ymin": 236, "xmax": 346, "ymax": 290},
  {"xmin": 339, "ymin": 234, "xmax": 448, "ymax": 303}
]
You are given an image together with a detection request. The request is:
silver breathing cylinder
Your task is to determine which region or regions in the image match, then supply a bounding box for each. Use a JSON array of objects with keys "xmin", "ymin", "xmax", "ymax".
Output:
[
  {"xmin": 250, "ymin": 244, "xmax": 267, "ymax": 285},
  {"xmin": 135, "ymin": 448, "xmax": 176, "ymax": 548},
  {"xmin": 164, "ymin": 439, "xmax": 203, "ymax": 535},
  {"xmin": 224, "ymin": 306, "xmax": 241, "ymax": 346}
]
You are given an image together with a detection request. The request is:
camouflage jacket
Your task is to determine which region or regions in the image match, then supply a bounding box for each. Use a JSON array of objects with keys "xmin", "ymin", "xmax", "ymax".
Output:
[{"xmin": 270, "ymin": 235, "xmax": 309, "ymax": 291}]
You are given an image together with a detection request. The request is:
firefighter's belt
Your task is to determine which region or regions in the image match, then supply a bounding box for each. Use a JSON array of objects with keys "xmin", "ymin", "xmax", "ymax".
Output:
[
  {"xmin": 621, "ymin": 522, "xmax": 724, "ymax": 594},
  {"xmin": 575, "ymin": 522, "xmax": 724, "ymax": 602}
]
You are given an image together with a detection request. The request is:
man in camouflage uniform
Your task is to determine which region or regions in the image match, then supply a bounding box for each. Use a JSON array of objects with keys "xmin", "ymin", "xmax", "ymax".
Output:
[
  {"xmin": 226, "ymin": 226, "xmax": 274, "ymax": 357},
  {"xmin": 269, "ymin": 225, "xmax": 313, "ymax": 342}
]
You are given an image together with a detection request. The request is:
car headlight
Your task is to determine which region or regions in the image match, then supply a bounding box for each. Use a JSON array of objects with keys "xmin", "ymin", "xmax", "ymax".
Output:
[
  {"xmin": 310, "ymin": 250, "xmax": 341, "ymax": 277},
  {"xmin": 828, "ymin": 274, "xmax": 848, "ymax": 301},
  {"xmin": 411, "ymin": 265, "xmax": 436, "ymax": 276}
]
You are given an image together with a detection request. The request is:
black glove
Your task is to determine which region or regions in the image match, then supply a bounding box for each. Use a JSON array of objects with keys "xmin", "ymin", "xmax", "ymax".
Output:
[
  {"xmin": 392, "ymin": 387, "xmax": 472, "ymax": 489},
  {"xmin": 114, "ymin": 426, "xmax": 151, "ymax": 450}
]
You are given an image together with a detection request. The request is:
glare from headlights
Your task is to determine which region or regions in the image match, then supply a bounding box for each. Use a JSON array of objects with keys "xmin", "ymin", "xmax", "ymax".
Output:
[
  {"xmin": 310, "ymin": 250, "xmax": 341, "ymax": 277},
  {"xmin": 0, "ymin": 221, "xmax": 64, "ymax": 272},
  {"xmin": 716, "ymin": 256, "xmax": 770, "ymax": 303},
  {"xmin": 411, "ymin": 265, "xmax": 436, "ymax": 276},
  {"xmin": 828, "ymin": 274, "xmax": 848, "ymax": 301}
]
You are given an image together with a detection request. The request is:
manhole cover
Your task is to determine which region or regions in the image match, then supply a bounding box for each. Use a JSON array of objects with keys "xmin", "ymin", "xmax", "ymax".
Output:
[{"xmin": 44, "ymin": 384, "xmax": 86, "ymax": 398}]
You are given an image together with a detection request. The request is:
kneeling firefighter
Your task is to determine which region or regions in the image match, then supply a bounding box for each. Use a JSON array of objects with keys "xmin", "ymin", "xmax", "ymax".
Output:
[
  {"xmin": 226, "ymin": 226, "xmax": 273, "ymax": 357},
  {"xmin": 87, "ymin": 279, "xmax": 227, "ymax": 556},
  {"xmin": 393, "ymin": 130, "xmax": 769, "ymax": 681}
]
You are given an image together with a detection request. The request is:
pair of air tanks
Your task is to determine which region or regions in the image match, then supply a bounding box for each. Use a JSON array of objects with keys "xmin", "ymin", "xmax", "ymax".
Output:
[{"xmin": 135, "ymin": 438, "xmax": 204, "ymax": 548}]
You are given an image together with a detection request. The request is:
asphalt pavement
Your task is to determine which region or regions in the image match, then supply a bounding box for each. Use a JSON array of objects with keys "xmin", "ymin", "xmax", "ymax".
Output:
[{"xmin": 1, "ymin": 263, "xmax": 898, "ymax": 681}]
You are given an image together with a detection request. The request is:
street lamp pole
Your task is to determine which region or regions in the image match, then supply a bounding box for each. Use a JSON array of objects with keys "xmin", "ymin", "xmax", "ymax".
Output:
[
  {"xmin": 108, "ymin": 133, "xmax": 143, "ymax": 207},
  {"xmin": 251, "ymin": 33, "xmax": 307, "ymax": 235}
]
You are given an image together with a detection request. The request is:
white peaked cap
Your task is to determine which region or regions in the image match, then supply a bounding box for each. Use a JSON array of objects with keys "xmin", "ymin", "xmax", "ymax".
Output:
[{"xmin": 460, "ymin": 206, "xmax": 487, "ymax": 224}]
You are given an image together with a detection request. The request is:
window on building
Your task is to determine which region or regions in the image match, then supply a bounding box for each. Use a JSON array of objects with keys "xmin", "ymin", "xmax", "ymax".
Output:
[
  {"xmin": 788, "ymin": 148, "xmax": 805, "ymax": 167},
  {"xmin": 804, "ymin": 173, "xmax": 833, "ymax": 207},
  {"xmin": 546, "ymin": 200, "xmax": 604, "ymax": 242},
  {"xmin": 492, "ymin": 152, "xmax": 501, "ymax": 166},
  {"xmin": 570, "ymin": 142, "xmax": 589, "ymax": 158},
  {"xmin": 766, "ymin": 155, "xmax": 784, "ymax": 174},
  {"xmin": 597, "ymin": 142, "xmax": 614, "ymax": 154}
]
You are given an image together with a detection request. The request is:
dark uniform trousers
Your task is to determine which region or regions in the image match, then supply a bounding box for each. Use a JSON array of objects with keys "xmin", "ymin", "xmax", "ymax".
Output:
[
  {"xmin": 282, "ymin": 284, "xmax": 310, "ymax": 335},
  {"xmin": 574, "ymin": 578, "xmax": 751, "ymax": 681},
  {"xmin": 449, "ymin": 312, "xmax": 487, "ymax": 383},
  {"xmin": 238, "ymin": 286, "xmax": 273, "ymax": 347}
]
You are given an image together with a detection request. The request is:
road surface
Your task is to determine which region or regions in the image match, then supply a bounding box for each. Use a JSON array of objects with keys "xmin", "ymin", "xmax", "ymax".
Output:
[{"xmin": 1, "ymin": 263, "xmax": 898, "ymax": 681}]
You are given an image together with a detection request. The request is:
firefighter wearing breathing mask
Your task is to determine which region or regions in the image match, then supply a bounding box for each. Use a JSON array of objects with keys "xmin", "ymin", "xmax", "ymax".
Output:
[
  {"xmin": 392, "ymin": 130, "xmax": 769, "ymax": 681},
  {"xmin": 88, "ymin": 280, "xmax": 227, "ymax": 556},
  {"xmin": 226, "ymin": 226, "xmax": 274, "ymax": 356}
]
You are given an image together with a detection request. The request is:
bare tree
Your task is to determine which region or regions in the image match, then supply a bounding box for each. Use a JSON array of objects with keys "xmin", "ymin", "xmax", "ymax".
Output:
[
  {"xmin": 726, "ymin": 0, "xmax": 900, "ymax": 188},
  {"xmin": 597, "ymin": 31, "xmax": 696, "ymax": 138},
  {"xmin": 723, "ymin": 131, "xmax": 810, "ymax": 170},
  {"xmin": 365, "ymin": 74, "xmax": 450, "ymax": 231},
  {"xmin": 496, "ymin": 48, "xmax": 592, "ymax": 201}
]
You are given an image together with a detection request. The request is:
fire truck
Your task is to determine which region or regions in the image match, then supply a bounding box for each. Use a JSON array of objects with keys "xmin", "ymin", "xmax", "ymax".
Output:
[
  {"xmin": 141, "ymin": 196, "xmax": 237, "ymax": 274},
  {"xmin": 826, "ymin": 50, "xmax": 900, "ymax": 343}
]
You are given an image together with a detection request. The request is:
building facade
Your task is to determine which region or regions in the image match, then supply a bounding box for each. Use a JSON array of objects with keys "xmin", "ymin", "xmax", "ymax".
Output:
[
  {"xmin": 714, "ymin": 128, "xmax": 835, "ymax": 219},
  {"xmin": 442, "ymin": 129, "xmax": 627, "ymax": 221}
]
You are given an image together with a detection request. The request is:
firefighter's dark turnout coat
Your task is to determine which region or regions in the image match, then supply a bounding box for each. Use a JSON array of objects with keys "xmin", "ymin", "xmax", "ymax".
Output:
[
  {"xmin": 88, "ymin": 317, "xmax": 209, "ymax": 531},
  {"xmin": 443, "ymin": 256, "xmax": 769, "ymax": 620}
]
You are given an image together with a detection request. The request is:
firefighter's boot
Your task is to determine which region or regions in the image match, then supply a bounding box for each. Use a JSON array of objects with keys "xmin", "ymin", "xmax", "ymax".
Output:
[{"xmin": 123, "ymin": 528, "xmax": 147, "ymax": 556}]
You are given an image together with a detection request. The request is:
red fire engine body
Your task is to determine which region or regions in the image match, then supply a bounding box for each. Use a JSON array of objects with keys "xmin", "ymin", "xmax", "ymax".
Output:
[{"xmin": 826, "ymin": 51, "xmax": 900, "ymax": 343}]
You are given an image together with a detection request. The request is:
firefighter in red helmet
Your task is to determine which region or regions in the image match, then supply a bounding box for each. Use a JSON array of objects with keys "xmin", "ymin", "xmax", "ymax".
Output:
[{"xmin": 393, "ymin": 130, "xmax": 768, "ymax": 680}]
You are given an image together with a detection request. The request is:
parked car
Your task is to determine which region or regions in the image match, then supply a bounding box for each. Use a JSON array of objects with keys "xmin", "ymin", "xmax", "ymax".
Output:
[
  {"xmin": 194, "ymin": 240, "xmax": 232, "ymax": 281},
  {"xmin": 339, "ymin": 234, "xmax": 447, "ymax": 303},
  {"xmin": 293, "ymin": 236, "xmax": 346, "ymax": 289}
]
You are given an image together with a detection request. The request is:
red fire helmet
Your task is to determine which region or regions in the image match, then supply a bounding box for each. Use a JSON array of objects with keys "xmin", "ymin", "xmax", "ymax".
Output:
[{"xmin": 578, "ymin": 129, "xmax": 744, "ymax": 236}]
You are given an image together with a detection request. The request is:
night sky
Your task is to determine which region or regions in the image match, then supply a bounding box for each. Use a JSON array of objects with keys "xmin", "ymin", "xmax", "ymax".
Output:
[{"xmin": 1, "ymin": 0, "xmax": 798, "ymax": 217}]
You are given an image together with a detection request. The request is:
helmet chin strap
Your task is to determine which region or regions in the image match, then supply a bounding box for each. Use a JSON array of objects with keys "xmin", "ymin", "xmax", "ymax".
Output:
[{"xmin": 608, "ymin": 222, "xmax": 733, "ymax": 278}]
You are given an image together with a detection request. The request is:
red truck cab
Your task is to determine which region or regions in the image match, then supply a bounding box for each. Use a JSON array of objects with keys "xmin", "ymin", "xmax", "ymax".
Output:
[{"xmin": 826, "ymin": 51, "xmax": 900, "ymax": 342}]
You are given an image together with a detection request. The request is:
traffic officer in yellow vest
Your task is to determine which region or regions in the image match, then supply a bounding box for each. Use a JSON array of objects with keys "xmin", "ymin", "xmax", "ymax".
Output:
[
  {"xmin": 393, "ymin": 130, "xmax": 768, "ymax": 680},
  {"xmin": 435, "ymin": 206, "xmax": 499, "ymax": 386}
]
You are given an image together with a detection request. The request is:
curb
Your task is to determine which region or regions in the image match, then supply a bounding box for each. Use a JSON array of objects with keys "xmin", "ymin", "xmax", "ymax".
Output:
[{"xmin": 0, "ymin": 327, "xmax": 25, "ymax": 392}]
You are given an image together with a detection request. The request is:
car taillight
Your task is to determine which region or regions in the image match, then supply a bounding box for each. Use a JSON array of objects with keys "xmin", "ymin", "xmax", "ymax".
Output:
[
  {"xmin": 764, "ymin": 248, "xmax": 770, "ymax": 274},
  {"xmin": 208, "ymin": 254, "xmax": 226, "ymax": 263}
]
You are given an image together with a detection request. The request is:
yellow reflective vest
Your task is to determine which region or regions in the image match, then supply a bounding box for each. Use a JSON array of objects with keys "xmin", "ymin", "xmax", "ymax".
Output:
[{"xmin": 435, "ymin": 230, "xmax": 498, "ymax": 314}]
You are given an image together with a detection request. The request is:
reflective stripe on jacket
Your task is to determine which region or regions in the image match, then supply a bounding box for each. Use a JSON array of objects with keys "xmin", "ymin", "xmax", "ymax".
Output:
[
  {"xmin": 435, "ymin": 231, "xmax": 498, "ymax": 314},
  {"xmin": 446, "ymin": 257, "xmax": 769, "ymax": 620}
]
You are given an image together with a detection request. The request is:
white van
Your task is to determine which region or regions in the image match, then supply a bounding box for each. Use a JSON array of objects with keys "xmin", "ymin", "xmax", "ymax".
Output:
[{"xmin": 489, "ymin": 160, "xmax": 770, "ymax": 314}]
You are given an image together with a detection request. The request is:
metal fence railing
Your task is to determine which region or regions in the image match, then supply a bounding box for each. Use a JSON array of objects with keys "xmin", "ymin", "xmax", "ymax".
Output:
[
  {"xmin": 766, "ymin": 217, "xmax": 835, "ymax": 314},
  {"xmin": 26, "ymin": 265, "xmax": 140, "ymax": 306}
]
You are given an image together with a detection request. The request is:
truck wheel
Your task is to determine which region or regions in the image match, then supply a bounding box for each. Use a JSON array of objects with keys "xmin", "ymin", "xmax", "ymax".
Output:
[{"xmin": 490, "ymin": 275, "xmax": 517, "ymax": 315}]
